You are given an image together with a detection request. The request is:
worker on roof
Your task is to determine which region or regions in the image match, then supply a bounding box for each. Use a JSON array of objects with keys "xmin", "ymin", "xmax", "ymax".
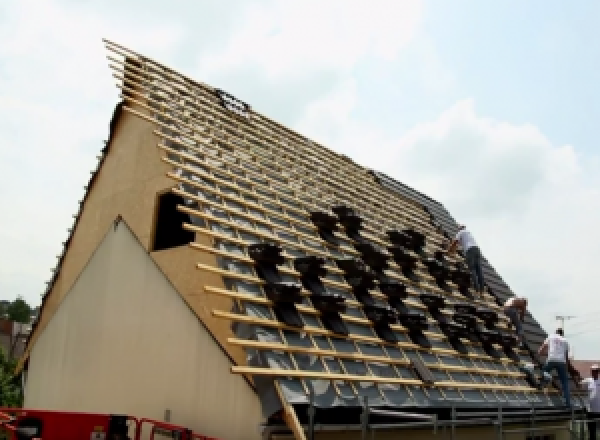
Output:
[
  {"xmin": 446, "ymin": 225, "xmax": 486, "ymax": 296},
  {"xmin": 503, "ymin": 297, "xmax": 527, "ymax": 347},
  {"xmin": 538, "ymin": 328, "xmax": 572, "ymax": 408},
  {"xmin": 580, "ymin": 364, "xmax": 600, "ymax": 440}
]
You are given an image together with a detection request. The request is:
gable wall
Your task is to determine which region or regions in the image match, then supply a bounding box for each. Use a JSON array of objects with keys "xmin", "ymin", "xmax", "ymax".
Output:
[
  {"xmin": 25, "ymin": 220, "xmax": 262, "ymax": 440},
  {"xmin": 22, "ymin": 99, "xmax": 246, "ymax": 372}
]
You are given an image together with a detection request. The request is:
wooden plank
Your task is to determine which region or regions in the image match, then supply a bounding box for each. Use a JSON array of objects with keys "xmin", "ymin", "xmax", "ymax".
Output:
[
  {"xmin": 228, "ymin": 337, "xmax": 410, "ymax": 365},
  {"xmin": 111, "ymin": 54, "xmax": 431, "ymax": 238},
  {"xmin": 233, "ymin": 366, "xmax": 533, "ymax": 392},
  {"xmin": 274, "ymin": 380, "xmax": 307, "ymax": 440},
  {"xmin": 191, "ymin": 241, "xmax": 508, "ymax": 328},
  {"xmin": 111, "ymin": 71, "xmax": 437, "ymax": 236},
  {"xmin": 212, "ymin": 309, "xmax": 516, "ymax": 362},
  {"xmin": 203, "ymin": 285, "xmax": 437, "ymax": 339},
  {"xmin": 227, "ymin": 338, "xmax": 524, "ymax": 378}
]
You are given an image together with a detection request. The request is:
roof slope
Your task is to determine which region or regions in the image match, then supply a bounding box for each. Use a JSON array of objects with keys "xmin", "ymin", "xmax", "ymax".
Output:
[
  {"xmin": 100, "ymin": 39, "xmax": 585, "ymax": 418},
  {"xmin": 371, "ymin": 171, "xmax": 550, "ymax": 353}
]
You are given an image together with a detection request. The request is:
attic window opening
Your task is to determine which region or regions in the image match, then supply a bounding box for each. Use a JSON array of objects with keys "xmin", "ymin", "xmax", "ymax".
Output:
[{"xmin": 151, "ymin": 192, "xmax": 196, "ymax": 252}]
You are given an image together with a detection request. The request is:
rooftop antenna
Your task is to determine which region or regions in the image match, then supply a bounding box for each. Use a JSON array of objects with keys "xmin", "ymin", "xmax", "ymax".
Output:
[{"xmin": 555, "ymin": 315, "xmax": 576, "ymax": 334}]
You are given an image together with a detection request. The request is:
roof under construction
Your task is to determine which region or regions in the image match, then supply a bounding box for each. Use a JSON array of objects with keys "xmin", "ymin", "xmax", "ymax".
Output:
[{"xmin": 24, "ymin": 39, "xmax": 587, "ymax": 437}]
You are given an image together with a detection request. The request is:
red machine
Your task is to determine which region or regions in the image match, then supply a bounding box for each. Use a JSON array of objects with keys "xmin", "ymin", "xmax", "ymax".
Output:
[{"xmin": 0, "ymin": 408, "xmax": 219, "ymax": 440}]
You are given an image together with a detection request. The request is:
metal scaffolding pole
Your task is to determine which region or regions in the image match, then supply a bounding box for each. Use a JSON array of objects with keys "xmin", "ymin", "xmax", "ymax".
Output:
[
  {"xmin": 497, "ymin": 406, "xmax": 503, "ymax": 440},
  {"xmin": 357, "ymin": 397, "xmax": 438, "ymax": 440},
  {"xmin": 258, "ymin": 411, "xmax": 600, "ymax": 440},
  {"xmin": 360, "ymin": 396, "xmax": 369, "ymax": 440},
  {"xmin": 529, "ymin": 404, "xmax": 536, "ymax": 439},
  {"xmin": 307, "ymin": 391, "xmax": 315, "ymax": 440},
  {"xmin": 261, "ymin": 397, "xmax": 597, "ymax": 440},
  {"xmin": 451, "ymin": 405, "xmax": 456, "ymax": 440}
]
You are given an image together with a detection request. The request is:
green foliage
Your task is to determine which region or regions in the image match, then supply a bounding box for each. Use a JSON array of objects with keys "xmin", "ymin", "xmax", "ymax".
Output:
[
  {"xmin": 5, "ymin": 297, "xmax": 32, "ymax": 324},
  {"xmin": 0, "ymin": 347, "xmax": 22, "ymax": 408}
]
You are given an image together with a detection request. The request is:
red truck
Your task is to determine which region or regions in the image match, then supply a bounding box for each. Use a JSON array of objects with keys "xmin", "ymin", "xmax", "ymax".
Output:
[{"xmin": 0, "ymin": 408, "xmax": 219, "ymax": 440}]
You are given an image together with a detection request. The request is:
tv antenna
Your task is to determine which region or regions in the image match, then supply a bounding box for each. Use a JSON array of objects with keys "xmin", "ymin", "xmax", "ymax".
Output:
[{"xmin": 555, "ymin": 315, "xmax": 576, "ymax": 333}]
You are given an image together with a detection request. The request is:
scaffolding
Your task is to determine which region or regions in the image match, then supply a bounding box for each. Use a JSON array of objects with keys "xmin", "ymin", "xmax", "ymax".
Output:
[{"xmin": 263, "ymin": 393, "xmax": 599, "ymax": 440}]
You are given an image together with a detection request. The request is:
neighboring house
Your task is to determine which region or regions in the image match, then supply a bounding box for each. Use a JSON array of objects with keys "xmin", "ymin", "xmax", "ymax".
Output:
[
  {"xmin": 0, "ymin": 300, "xmax": 9, "ymax": 318},
  {"xmin": 30, "ymin": 306, "xmax": 40, "ymax": 323},
  {"xmin": 0, "ymin": 318, "xmax": 31, "ymax": 360},
  {"xmin": 13, "ymin": 40, "xmax": 586, "ymax": 440},
  {"xmin": 572, "ymin": 361, "xmax": 600, "ymax": 379}
]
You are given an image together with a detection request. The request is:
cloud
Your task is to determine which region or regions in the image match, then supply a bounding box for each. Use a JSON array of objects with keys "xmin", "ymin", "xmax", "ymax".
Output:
[
  {"xmin": 297, "ymin": 93, "xmax": 600, "ymax": 358},
  {"xmin": 196, "ymin": 0, "xmax": 424, "ymax": 80},
  {"xmin": 191, "ymin": 0, "xmax": 425, "ymax": 124},
  {"xmin": 0, "ymin": 0, "xmax": 189, "ymax": 304},
  {"xmin": 0, "ymin": 0, "xmax": 425, "ymax": 308}
]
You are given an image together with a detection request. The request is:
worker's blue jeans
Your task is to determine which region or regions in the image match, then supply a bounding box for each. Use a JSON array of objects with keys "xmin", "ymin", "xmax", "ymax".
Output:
[
  {"xmin": 541, "ymin": 361, "xmax": 571, "ymax": 407},
  {"xmin": 465, "ymin": 246, "xmax": 485, "ymax": 292}
]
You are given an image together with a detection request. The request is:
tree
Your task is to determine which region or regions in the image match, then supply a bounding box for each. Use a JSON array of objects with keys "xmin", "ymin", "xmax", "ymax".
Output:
[
  {"xmin": 0, "ymin": 347, "xmax": 22, "ymax": 408},
  {"xmin": 5, "ymin": 297, "xmax": 32, "ymax": 323}
]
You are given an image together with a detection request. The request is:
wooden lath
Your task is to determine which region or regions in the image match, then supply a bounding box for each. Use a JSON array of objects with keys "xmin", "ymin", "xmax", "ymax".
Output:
[
  {"xmin": 103, "ymin": 52, "xmax": 439, "ymax": 236},
  {"xmin": 232, "ymin": 367, "xmax": 532, "ymax": 392},
  {"xmin": 225, "ymin": 338, "xmax": 524, "ymax": 378},
  {"xmin": 113, "ymin": 87, "xmax": 435, "ymax": 239},
  {"xmin": 189, "ymin": 238, "xmax": 510, "ymax": 330},
  {"xmin": 199, "ymin": 282, "xmax": 507, "ymax": 344}
]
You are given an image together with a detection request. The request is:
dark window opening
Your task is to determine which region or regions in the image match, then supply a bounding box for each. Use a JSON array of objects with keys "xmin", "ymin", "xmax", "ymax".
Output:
[{"xmin": 152, "ymin": 193, "xmax": 196, "ymax": 251}]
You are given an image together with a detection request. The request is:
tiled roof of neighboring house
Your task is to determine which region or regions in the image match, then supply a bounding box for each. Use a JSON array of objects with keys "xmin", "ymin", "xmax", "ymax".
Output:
[{"xmin": 571, "ymin": 360, "xmax": 600, "ymax": 377}]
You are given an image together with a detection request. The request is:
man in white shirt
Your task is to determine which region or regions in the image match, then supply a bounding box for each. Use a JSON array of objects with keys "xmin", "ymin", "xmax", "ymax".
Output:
[
  {"xmin": 447, "ymin": 225, "xmax": 486, "ymax": 295},
  {"xmin": 538, "ymin": 328, "xmax": 571, "ymax": 408},
  {"xmin": 581, "ymin": 364, "xmax": 600, "ymax": 440}
]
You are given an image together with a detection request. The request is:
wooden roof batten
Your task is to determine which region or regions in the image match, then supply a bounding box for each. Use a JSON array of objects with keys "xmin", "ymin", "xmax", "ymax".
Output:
[
  {"xmin": 106, "ymin": 53, "xmax": 438, "ymax": 235},
  {"xmin": 101, "ymin": 39, "xmax": 577, "ymax": 438}
]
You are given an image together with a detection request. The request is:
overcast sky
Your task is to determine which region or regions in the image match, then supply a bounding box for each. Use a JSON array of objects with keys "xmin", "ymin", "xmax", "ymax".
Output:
[{"xmin": 1, "ymin": 0, "xmax": 599, "ymax": 359}]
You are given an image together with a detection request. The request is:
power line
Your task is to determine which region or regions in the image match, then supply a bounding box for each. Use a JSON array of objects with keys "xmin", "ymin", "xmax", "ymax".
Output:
[
  {"xmin": 569, "ymin": 327, "xmax": 600, "ymax": 338},
  {"xmin": 568, "ymin": 319, "xmax": 600, "ymax": 331}
]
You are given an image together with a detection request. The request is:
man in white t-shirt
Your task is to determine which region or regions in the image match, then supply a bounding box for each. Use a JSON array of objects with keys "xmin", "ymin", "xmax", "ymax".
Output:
[
  {"xmin": 447, "ymin": 225, "xmax": 486, "ymax": 295},
  {"xmin": 581, "ymin": 364, "xmax": 600, "ymax": 440},
  {"xmin": 538, "ymin": 328, "xmax": 571, "ymax": 408}
]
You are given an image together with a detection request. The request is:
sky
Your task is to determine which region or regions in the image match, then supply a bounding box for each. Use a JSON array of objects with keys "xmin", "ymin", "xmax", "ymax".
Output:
[{"xmin": 0, "ymin": 0, "xmax": 599, "ymax": 359}]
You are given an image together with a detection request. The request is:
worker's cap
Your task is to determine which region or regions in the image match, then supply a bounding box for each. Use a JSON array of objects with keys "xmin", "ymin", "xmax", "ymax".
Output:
[{"xmin": 591, "ymin": 364, "xmax": 599, "ymax": 371}]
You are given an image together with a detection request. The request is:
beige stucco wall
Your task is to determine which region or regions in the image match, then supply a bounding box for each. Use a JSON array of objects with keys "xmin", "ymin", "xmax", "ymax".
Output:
[{"xmin": 24, "ymin": 220, "xmax": 263, "ymax": 440}]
